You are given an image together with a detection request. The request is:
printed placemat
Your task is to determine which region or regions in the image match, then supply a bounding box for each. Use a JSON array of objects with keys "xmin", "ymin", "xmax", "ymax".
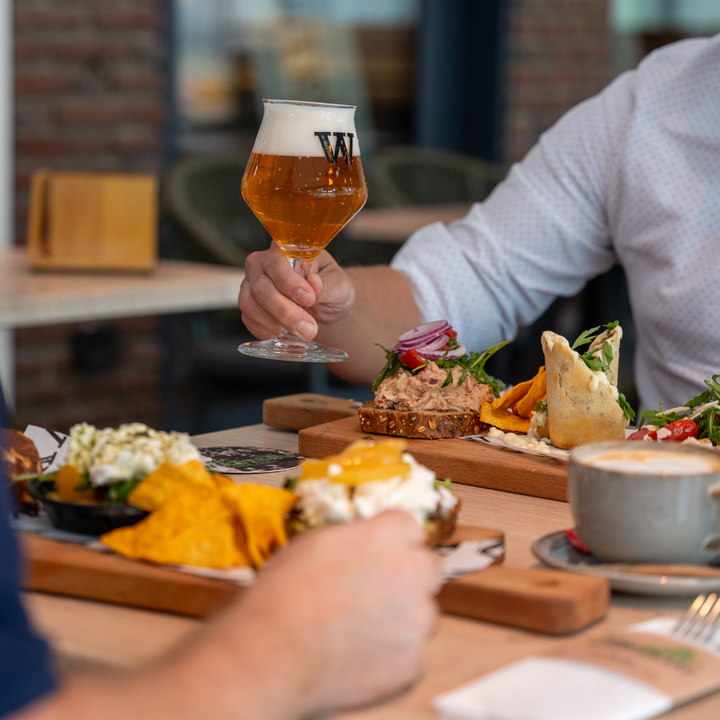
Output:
[{"xmin": 198, "ymin": 446, "xmax": 303, "ymax": 474}]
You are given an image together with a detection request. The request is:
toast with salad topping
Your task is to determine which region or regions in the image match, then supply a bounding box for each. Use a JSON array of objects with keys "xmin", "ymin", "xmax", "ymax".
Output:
[{"xmin": 359, "ymin": 321, "xmax": 507, "ymax": 439}]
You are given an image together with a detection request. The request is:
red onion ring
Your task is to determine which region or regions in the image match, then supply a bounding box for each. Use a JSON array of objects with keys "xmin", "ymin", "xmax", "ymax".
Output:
[
  {"xmin": 421, "ymin": 343, "xmax": 467, "ymax": 360},
  {"xmin": 416, "ymin": 334, "xmax": 450, "ymax": 352},
  {"xmin": 393, "ymin": 334, "xmax": 449, "ymax": 354},
  {"xmin": 395, "ymin": 320, "xmax": 451, "ymax": 349}
]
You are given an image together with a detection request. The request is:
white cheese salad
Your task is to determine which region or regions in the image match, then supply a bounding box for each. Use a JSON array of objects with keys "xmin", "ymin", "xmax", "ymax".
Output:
[{"xmin": 68, "ymin": 422, "xmax": 200, "ymax": 488}]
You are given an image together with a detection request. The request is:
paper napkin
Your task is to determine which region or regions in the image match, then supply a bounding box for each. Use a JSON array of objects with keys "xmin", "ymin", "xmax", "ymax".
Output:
[{"xmin": 434, "ymin": 619, "xmax": 720, "ymax": 720}]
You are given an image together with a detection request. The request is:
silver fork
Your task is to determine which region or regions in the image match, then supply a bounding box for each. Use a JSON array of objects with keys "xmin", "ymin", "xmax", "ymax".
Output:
[{"xmin": 672, "ymin": 593, "xmax": 720, "ymax": 646}]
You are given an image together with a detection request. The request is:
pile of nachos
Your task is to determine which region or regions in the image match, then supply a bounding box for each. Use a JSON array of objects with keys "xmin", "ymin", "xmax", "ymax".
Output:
[{"xmin": 101, "ymin": 460, "xmax": 295, "ymax": 570}]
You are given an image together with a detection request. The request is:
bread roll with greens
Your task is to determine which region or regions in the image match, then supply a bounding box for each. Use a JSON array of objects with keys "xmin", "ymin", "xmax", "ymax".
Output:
[{"xmin": 541, "ymin": 322, "xmax": 633, "ymax": 449}]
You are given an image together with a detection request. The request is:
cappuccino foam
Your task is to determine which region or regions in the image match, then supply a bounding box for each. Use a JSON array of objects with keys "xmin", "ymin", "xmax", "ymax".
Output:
[{"xmin": 587, "ymin": 450, "xmax": 719, "ymax": 476}]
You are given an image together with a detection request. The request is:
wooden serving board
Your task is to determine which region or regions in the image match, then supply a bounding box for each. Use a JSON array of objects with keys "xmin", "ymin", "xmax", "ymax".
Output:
[
  {"xmin": 21, "ymin": 534, "xmax": 237, "ymax": 618},
  {"xmin": 263, "ymin": 393, "xmax": 359, "ymax": 431},
  {"xmin": 20, "ymin": 528, "xmax": 607, "ymax": 634},
  {"xmin": 299, "ymin": 416, "xmax": 569, "ymax": 502}
]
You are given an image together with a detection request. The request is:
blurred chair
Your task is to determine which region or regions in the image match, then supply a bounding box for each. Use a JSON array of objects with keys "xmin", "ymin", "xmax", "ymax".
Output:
[
  {"xmin": 164, "ymin": 155, "xmax": 270, "ymax": 267},
  {"xmin": 164, "ymin": 155, "xmax": 312, "ymax": 433},
  {"xmin": 367, "ymin": 146, "xmax": 506, "ymax": 207}
]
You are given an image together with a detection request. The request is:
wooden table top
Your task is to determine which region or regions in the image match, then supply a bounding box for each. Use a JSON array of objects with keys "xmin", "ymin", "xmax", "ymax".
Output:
[
  {"xmin": 344, "ymin": 203, "xmax": 473, "ymax": 243},
  {"xmin": 0, "ymin": 246, "xmax": 245, "ymax": 329},
  {"xmin": 22, "ymin": 424, "xmax": 720, "ymax": 718}
]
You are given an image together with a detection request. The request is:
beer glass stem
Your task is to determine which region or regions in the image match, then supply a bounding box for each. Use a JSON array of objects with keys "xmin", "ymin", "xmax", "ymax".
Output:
[
  {"xmin": 289, "ymin": 256, "xmax": 312, "ymax": 277},
  {"xmin": 274, "ymin": 256, "xmax": 313, "ymax": 343}
]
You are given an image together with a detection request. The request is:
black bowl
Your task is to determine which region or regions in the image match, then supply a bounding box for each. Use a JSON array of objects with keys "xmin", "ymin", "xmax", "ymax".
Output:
[{"xmin": 26, "ymin": 479, "xmax": 149, "ymax": 536}]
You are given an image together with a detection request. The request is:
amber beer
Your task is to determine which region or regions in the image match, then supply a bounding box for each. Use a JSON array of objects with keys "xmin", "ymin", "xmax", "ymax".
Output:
[{"xmin": 241, "ymin": 101, "xmax": 367, "ymax": 261}]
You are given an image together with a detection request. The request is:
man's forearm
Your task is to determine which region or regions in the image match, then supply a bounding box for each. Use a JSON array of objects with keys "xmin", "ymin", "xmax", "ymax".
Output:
[
  {"xmin": 315, "ymin": 266, "xmax": 421, "ymax": 385},
  {"xmin": 13, "ymin": 630, "xmax": 297, "ymax": 720}
]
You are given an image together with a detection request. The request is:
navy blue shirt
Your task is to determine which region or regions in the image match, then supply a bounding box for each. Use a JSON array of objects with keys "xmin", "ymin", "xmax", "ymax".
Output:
[
  {"xmin": 0, "ymin": 385, "xmax": 57, "ymax": 715},
  {"xmin": 0, "ymin": 383, "xmax": 7, "ymax": 430}
]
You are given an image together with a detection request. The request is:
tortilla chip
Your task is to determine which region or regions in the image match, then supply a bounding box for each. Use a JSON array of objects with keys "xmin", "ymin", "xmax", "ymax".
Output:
[
  {"xmin": 211, "ymin": 472, "xmax": 236, "ymax": 490},
  {"xmin": 55, "ymin": 464, "xmax": 95, "ymax": 503},
  {"xmin": 514, "ymin": 367, "xmax": 547, "ymax": 418},
  {"xmin": 222, "ymin": 483, "xmax": 297, "ymax": 569},
  {"xmin": 128, "ymin": 460, "xmax": 215, "ymax": 512},
  {"xmin": 480, "ymin": 402, "xmax": 531, "ymax": 433},
  {"xmin": 102, "ymin": 485, "xmax": 250, "ymax": 569},
  {"xmin": 495, "ymin": 377, "xmax": 536, "ymax": 411}
]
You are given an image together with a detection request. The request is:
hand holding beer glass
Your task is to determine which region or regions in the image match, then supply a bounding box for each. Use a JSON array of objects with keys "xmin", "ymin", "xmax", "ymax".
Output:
[{"xmin": 240, "ymin": 100, "xmax": 367, "ymax": 362}]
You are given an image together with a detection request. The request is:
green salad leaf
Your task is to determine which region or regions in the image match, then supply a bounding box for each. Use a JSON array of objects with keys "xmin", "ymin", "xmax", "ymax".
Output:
[
  {"xmin": 371, "ymin": 339, "xmax": 508, "ymax": 397},
  {"xmin": 105, "ymin": 478, "xmax": 142, "ymax": 506},
  {"xmin": 569, "ymin": 321, "xmax": 634, "ymax": 423},
  {"xmin": 639, "ymin": 375, "xmax": 720, "ymax": 445}
]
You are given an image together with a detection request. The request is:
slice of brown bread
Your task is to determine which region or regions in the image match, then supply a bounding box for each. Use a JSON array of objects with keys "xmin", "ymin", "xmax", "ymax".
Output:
[
  {"xmin": 426, "ymin": 500, "xmax": 461, "ymax": 547},
  {"xmin": 358, "ymin": 401, "xmax": 486, "ymax": 439},
  {"xmin": 287, "ymin": 498, "xmax": 460, "ymax": 547}
]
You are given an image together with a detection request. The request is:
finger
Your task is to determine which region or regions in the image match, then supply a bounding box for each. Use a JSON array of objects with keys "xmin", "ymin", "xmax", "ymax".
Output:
[
  {"xmin": 306, "ymin": 264, "xmax": 355, "ymax": 324},
  {"xmin": 238, "ymin": 277, "xmax": 284, "ymax": 338},
  {"xmin": 305, "ymin": 271, "xmax": 323, "ymax": 301},
  {"xmin": 241, "ymin": 311, "xmax": 283, "ymax": 341},
  {"xmin": 258, "ymin": 245, "xmax": 316, "ymax": 305},
  {"xmin": 246, "ymin": 267, "xmax": 319, "ymax": 340},
  {"xmin": 245, "ymin": 247, "xmax": 315, "ymax": 310},
  {"xmin": 366, "ymin": 510, "xmax": 426, "ymax": 546}
]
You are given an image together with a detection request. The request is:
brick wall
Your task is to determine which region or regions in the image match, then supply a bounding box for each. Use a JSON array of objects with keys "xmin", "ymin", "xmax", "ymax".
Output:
[
  {"xmin": 12, "ymin": 0, "xmax": 168, "ymax": 432},
  {"xmin": 504, "ymin": 0, "xmax": 611, "ymax": 163},
  {"xmin": 14, "ymin": 317, "xmax": 164, "ymax": 432}
]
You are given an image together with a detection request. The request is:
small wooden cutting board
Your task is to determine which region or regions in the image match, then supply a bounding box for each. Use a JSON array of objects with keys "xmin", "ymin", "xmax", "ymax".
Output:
[
  {"xmin": 299, "ymin": 416, "xmax": 569, "ymax": 502},
  {"xmin": 263, "ymin": 393, "xmax": 359, "ymax": 431},
  {"xmin": 438, "ymin": 565, "xmax": 609, "ymax": 635},
  {"xmin": 21, "ymin": 525, "xmax": 607, "ymax": 634}
]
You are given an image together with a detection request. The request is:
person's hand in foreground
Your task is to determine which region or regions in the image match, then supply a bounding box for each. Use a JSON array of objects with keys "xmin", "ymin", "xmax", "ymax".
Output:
[
  {"xmin": 18, "ymin": 511, "xmax": 439, "ymax": 720},
  {"xmin": 239, "ymin": 244, "xmax": 422, "ymax": 384}
]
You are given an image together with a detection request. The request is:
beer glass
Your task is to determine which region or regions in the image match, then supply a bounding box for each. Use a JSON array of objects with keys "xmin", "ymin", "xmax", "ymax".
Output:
[{"xmin": 239, "ymin": 99, "xmax": 367, "ymax": 362}]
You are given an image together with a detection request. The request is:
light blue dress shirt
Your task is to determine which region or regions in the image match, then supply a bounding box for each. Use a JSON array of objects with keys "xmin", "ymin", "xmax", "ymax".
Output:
[{"xmin": 392, "ymin": 35, "xmax": 720, "ymax": 411}]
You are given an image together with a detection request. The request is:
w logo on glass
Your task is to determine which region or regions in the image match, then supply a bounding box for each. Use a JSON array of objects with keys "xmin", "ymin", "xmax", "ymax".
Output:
[{"xmin": 314, "ymin": 132, "xmax": 355, "ymax": 166}]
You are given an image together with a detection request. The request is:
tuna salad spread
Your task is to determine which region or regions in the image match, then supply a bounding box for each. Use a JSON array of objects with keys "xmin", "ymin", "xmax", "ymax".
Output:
[{"xmin": 375, "ymin": 363, "xmax": 493, "ymax": 412}]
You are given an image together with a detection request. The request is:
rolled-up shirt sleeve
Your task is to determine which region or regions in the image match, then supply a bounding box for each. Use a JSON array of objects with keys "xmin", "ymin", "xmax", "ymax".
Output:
[{"xmin": 391, "ymin": 70, "xmax": 635, "ymax": 353}]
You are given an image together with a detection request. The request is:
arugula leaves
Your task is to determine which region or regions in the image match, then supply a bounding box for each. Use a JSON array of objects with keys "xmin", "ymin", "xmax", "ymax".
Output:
[
  {"xmin": 105, "ymin": 478, "xmax": 142, "ymax": 505},
  {"xmin": 372, "ymin": 345, "xmax": 404, "ymax": 393},
  {"xmin": 534, "ymin": 399, "xmax": 548, "ymax": 414},
  {"xmin": 571, "ymin": 321, "xmax": 619, "ymax": 351},
  {"xmin": 571, "ymin": 321, "xmax": 619, "ymax": 376},
  {"xmin": 570, "ymin": 321, "xmax": 635, "ymax": 423},
  {"xmin": 639, "ymin": 375, "xmax": 720, "ymax": 445},
  {"xmin": 8, "ymin": 471, "xmax": 57, "ymax": 483},
  {"xmin": 617, "ymin": 393, "xmax": 636, "ymax": 423},
  {"xmin": 371, "ymin": 340, "xmax": 508, "ymax": 397}
]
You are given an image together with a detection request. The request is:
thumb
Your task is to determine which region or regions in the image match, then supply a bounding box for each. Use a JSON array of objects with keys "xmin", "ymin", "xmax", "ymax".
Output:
[{"xmin": 306, "ymin": 271, "xmax": 324, "ymax": 300}]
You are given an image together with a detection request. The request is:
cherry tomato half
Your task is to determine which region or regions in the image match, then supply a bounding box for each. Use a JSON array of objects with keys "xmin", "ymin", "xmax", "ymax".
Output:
[
  {"xmin": 399, "ymin": 348, "xmax": 427, "ymax": 370},
  {"xmin": 566, "ymin": 529, "xmax": 591, "ymax": 555},
  {"xmin": 647, "ymin": 417, "xmax": 699, "ymax": 442}
]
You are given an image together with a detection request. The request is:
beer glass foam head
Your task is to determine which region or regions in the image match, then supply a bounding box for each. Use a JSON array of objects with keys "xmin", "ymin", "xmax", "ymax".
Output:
[{"xmin": 252, "ymin": 100, "xmax": 361, "ymax": 158}]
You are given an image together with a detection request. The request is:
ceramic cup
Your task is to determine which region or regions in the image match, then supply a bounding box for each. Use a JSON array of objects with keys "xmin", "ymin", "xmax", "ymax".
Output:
[{"xmin": 569, "ymin": 441, "xmax": 720, "ymax": 564}]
